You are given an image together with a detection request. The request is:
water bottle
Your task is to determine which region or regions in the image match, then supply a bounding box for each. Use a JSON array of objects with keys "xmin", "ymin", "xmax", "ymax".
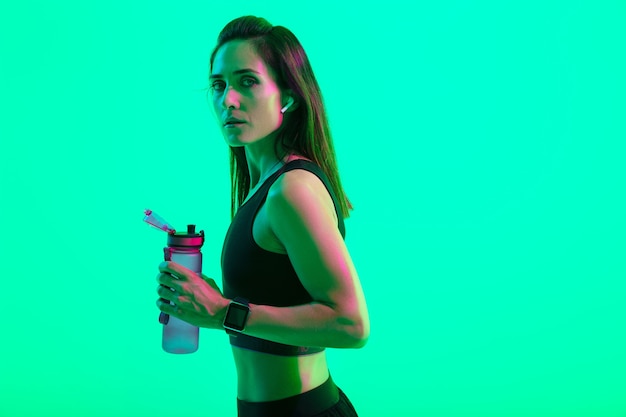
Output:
[{"xmin": 143, "ymin": 210, "xmax": 204, "ymax": 354}]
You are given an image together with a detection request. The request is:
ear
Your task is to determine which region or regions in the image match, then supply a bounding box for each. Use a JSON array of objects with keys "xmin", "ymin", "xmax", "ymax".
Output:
[{"xmin": 282, "ymin": 90, "xmax": 299, "ymax": 113}]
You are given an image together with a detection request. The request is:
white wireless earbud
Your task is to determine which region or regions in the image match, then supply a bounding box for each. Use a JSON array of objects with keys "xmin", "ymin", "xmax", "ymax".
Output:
[{"xmin": 281, "ymin": 96, "xmax": 295, "ymax": 114}]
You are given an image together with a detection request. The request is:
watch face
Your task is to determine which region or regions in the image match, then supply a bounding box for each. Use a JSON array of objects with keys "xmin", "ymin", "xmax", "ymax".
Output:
[{"xmin": 224, "ymin": 302, "xmax": 250, "ymax": 331}]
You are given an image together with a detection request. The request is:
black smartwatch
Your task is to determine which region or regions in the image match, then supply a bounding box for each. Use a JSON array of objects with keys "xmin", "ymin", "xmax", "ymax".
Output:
[{"xmin": 223, "ymin": 297, "xmax": 250, "ymax": 336}]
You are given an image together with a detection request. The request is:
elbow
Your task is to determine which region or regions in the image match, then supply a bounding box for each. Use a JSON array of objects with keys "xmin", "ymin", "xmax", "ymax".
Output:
[
  {"xmin": 349, "ymin": 327, "xmax": 369, "ymax": 349},
  {"xmin": 352, "ymin": 318, "xmax": 370, "ymax": 348},
  {"xmin": 325, "ymin": 298, "xmax": 370, "ymax": 348},
  {"xmin": 339, "ymin": 313, "xmax": 370, "ymax": 349}
]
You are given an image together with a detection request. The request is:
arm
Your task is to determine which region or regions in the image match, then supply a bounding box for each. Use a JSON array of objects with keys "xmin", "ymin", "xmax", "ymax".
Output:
[{"xmin": 240, "ymin": 169, "xmax": 370, "ymax": 349}]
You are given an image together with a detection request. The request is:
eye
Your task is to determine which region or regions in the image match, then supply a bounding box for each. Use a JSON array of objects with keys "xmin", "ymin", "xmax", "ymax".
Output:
[
  {"xmin": 210, "ymin": 80, "xmax": 226, "ymax": 92},
  {"xmin": 241, "ymin": 77, "xmax": 258, "ymax": 87}
]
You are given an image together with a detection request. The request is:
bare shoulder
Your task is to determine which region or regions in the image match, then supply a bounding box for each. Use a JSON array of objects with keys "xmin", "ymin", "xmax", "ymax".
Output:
[{"xmin": 266, "ymin": 169, "xmax": 338, "ymax": 228}]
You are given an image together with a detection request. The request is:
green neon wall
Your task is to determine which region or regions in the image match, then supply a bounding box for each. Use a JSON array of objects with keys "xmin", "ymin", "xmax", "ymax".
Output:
[{"xmin": 1, "ymin": 1, "xmax": 625, "ymax": 416}]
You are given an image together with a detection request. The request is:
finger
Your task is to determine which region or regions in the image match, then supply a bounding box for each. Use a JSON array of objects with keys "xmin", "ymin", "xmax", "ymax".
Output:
[
  {"xmin": 159, "ymin": 261, "xmax": 196, "ymax": 281},
  {"xmin": 156, "ymin": 284, "xmax": 177, "ymax": 302},
  {"xmin": 157, "ymin": 298, "xmax": 179, "ymax": 315},
  {"xmin": 158, "ymin": 262, "xmax": 184, "ymax": 281},
  {"xmin": 156, "ymin": 272, "xmax": 182, "ymax": 291}
]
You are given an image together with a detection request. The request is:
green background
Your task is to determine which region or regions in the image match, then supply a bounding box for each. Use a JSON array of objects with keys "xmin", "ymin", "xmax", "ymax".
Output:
[{"xmin": 1, "ymin": 1, "xmax": 625, "ymax": 416}]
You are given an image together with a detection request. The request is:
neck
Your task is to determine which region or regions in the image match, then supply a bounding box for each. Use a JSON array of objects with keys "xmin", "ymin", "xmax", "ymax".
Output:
[{"xmin": 245, "ymin": 139, "xmax": 287, "ymax": 189}]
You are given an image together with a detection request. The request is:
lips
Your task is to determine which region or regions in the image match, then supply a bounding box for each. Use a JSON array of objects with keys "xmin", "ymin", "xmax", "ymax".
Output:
[{"xmin": 224, "ymin": 117, "xmax": 245, "ymax": 126}]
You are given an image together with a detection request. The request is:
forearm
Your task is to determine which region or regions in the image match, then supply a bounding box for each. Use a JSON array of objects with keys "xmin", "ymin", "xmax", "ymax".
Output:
[{"xmin": 240, "ymin": 301, "xmax": 368, "ymax": 349}]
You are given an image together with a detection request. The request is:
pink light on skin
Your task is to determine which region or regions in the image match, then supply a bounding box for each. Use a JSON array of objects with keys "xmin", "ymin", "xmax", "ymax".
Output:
[{"xmin": 210, "ymin": 40, "xmax": 286, "ymax": 148}]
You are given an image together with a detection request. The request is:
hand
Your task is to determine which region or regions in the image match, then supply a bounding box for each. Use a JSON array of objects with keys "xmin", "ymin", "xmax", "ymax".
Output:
[{"xmin": 156, "ymin": 261, "xmax": 230, "ymax": 329}]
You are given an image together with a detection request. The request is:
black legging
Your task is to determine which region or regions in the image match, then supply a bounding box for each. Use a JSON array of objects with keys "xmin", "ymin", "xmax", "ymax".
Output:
[{"xmin": 236, "ymin": 375, "xmax": 359, "ymax": 417}]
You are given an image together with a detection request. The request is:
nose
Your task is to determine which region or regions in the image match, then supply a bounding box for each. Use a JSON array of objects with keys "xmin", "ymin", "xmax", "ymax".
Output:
[{"xmin": 221, "ymin": 86, "xmax": 241, "ymax": 110}]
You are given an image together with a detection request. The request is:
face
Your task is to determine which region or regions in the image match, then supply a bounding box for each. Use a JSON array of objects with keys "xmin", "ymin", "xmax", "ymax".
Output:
[{"xmin": 210, "ymin": 40, "xmax": 287, "ymax": 147}]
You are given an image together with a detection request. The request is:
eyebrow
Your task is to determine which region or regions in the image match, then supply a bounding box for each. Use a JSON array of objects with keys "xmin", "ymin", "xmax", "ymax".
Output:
[{"xmin": 209, "ymin": 68, "xmax": 261, "ymax": 79}]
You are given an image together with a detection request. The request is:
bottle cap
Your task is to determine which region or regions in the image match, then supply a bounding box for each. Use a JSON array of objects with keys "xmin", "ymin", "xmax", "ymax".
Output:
[
  {"xmin": 143, "ymin": 209, "xmax": 176, "ymax": 234},
  {"xmin": 167, "ymin": 225, "xmax": 205, "ymax": 248}
]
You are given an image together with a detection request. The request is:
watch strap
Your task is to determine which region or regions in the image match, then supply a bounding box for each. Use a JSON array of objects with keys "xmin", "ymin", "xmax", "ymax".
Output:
[{"xmin": 233, "ymin": 297, "xmax": 249, "ymax": 306}]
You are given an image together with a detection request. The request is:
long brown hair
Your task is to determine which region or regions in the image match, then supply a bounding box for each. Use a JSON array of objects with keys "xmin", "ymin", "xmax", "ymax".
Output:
[{"xmin": 209, "ymin": 16, "xmax": 352, "ymax": 219}]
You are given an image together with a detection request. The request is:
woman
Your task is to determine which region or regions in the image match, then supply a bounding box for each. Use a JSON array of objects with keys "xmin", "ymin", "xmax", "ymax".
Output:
[{"xmin": 156, "ymin": 16, "xmax": 370, "ymax": 417}]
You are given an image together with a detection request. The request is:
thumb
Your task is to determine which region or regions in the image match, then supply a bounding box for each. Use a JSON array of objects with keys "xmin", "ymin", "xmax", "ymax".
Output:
[{"xmin": 201, "ymin": 274, "xmax": 221, "ymax": 291}]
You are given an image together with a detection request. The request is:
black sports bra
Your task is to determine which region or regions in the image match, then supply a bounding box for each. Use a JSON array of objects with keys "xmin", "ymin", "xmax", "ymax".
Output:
[{"xmin": 221, "ymin": 160, "xmax": 345, "ymax": 355}]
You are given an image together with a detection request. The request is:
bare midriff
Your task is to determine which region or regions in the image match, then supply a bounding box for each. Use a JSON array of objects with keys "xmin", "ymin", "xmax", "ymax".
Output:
[{"xmin": 232, "ymin": 346, "xmax": 329, "ymax": 402}]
